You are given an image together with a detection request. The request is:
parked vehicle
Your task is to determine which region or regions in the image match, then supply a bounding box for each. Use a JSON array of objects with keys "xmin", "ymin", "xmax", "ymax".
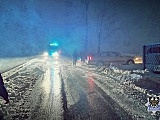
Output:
[
  {"xmin": 143, "ymin": 43, "xmax": 160, "ymax": 73},
  {"xmin": 85, "ymin": 51, "xmax": 142, "ymax": 66}
]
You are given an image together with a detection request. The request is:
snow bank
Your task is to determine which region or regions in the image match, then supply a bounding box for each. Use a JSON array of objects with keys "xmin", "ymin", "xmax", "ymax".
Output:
[
  {"xmin": 0, "ymin": 57, "xmax": 34, "ymax": 73},
  {"xmin": 101, "ymin": 64, "xmax": 143, "ymax": 82},
  {"xmin": 96, "ymin": 64, "xmax": 160, "ymax": 97}
]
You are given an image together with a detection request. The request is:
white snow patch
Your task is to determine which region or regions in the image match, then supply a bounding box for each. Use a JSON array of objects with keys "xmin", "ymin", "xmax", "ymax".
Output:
[{"xmin": 0, "ymin": 57, "xmax": 34, "ymax": 73}]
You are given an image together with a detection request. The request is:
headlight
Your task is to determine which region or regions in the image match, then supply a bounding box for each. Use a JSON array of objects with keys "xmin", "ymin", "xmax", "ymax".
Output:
[
  {"xmin": 135, "ymin": 57, "xmax": 139, "ymax": 60},
  {"xmin": 134, "ymin": 57, "xmax": 142, "ymax": 64},
  {"xmin": 51, "ymin": 51, "xmax": 59, "ymax": 57}
]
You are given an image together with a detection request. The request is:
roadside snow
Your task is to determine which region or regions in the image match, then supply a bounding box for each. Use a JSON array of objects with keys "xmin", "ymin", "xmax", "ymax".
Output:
[
  {"xmin": 0, "ymin": 57, "xmax": 33, "ymax": 73},
  {"xmin": 0, "ymin": 57, "xmax": 44, "ymax": 119},
  {"xmin": 99, "ymin": 64, "xmax": 159, "ymax": 95},
  {"xmin": 78, "ymin": 63, "xmax": 159, "ymax": 119}
]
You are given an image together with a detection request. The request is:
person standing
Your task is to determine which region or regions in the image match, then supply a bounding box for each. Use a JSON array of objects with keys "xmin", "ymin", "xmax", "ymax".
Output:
[
  {"xmin": 0, "ymin": 73, "xmax": 9, "ymax": 104},
  {"xmin": 72, "ymin": 49, "xmax": 78, "ymax": 66}
]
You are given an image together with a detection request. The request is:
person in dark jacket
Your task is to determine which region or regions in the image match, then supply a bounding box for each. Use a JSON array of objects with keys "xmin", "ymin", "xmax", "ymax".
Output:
[
  {"xmin": 72, "ymin": 49, "xmax": 78, "ymax": 66},
  {"xmin": 0, "ymin": 73, "xmax": 9, "ymax": 104}
]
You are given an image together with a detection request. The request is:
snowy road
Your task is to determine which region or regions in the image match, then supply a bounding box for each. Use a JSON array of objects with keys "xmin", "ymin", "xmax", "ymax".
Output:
[
  {"xmin": 60, "ymin": 64, "xmax": 133, "ymax": 120},
  {"xmin": 0, "ymin": 56, "xmax": 156, "ymax": 120}
]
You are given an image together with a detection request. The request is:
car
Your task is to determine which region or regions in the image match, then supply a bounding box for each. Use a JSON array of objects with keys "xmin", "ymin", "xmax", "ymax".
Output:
[
  {"xmin": 48, "ymin": 43, "xmax": 60, "ymax": 56},
  {"xmin": 85, "ymin": 51, "xmax": 142, "ymax": 66},
  {"xmin": 42, "ymin": 43, "xmax": 60, "ymax": 60}
]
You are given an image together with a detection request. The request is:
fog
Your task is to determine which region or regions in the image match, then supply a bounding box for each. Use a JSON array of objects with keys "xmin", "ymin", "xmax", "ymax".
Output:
[{"xmin": 0, "ymin": 0, "xmax": 160, "ymax": 57}]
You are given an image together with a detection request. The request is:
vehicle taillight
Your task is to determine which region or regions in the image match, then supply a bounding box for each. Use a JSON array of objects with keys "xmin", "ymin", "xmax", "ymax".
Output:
[{"xmin": 87, "ymin": 56, "xmax": 92, "ymax": 61}]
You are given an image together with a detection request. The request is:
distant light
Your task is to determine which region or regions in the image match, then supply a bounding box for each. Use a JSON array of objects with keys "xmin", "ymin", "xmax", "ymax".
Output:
[
  {"xmin": 89, "ymin": 56, "xmax": 92, "ymax": 60},
  {"xmin": 52, "ymin": 51, "xmax": 59, "ymax": 57},
  {"xmin": 50, "ymin": 43, "xmax": 58, "ymax": 46},
  {"xmin": 134, "ymin": 56, "xmax": 143, "ymax": 64},
  {"xmin": 87, "ymin": 56, "xmax": 92, "ymax": 61}
]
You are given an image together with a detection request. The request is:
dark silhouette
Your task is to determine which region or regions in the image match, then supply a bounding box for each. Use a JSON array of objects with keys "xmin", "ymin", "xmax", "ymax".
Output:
[
  {"xmin": 0, "ymin": 110, "xmax": 4, "ymax": 120},
  {"xmin": 0, "ymin": 73, "xmax": 9, "ymax": 104},
  {"xmin": 72, "ymin": 50, "xmax": 78, "ymax": 66}
]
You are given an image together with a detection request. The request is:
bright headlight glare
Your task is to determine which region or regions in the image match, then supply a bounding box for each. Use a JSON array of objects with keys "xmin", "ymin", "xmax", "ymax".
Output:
[
  {"xmin": 52, "ymin": 52, "xmax": 59, "ymax": 57},
  {"xmin": 134, "ymin": 57, "xmax": 142, "ymax": 60},
  {"xmin": 134, "ymin": 57, "xmax": 142, "ymax": 64},
  {"xmin": 135, "ymin": 57, "xmax": 139, "ymax": 60}
]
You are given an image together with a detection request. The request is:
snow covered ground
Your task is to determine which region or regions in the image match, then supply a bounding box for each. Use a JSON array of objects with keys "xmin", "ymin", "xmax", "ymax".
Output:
[
  {"xmin": 0, "ymin": 56, "xmax": 35, "ymax": 73},
  {"xmin": 78, "ymin": 63, "xmax": 160, "ymax": 119},
  {"xmin": 0, "ymin": 57, "xmax": 44, "ymax": 119},
  {"xmin": 0, "ymin": 57, "xmax": 159, "ymax": 119},
  {"xmin": 96, "ymin": 63, "xmax": 160, "ymax": 95},
  {"xmin": 75, "ymin": 61, "xmax": 160, "ymax": 96}
]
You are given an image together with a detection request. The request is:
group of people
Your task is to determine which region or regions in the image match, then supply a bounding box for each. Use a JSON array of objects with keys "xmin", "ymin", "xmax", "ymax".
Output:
[{"xmin": 0, "ymin": 73, "xmax": 9, "ymax": 104}]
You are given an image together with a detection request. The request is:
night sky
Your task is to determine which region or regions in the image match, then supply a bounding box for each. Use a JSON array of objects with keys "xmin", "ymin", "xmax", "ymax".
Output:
[{"xmin": 0, "ymin": 0, "xmax": 160, "ymax": 57}]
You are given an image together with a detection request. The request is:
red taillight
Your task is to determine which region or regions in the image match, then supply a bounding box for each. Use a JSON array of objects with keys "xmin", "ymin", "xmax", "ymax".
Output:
[
  {"xmin": 89, "ymin": 56, "xmax": 92, "ymax": 60},
  {"xmin": 87, "ymin": 56, "xmax": 92, "ymax": 61}
]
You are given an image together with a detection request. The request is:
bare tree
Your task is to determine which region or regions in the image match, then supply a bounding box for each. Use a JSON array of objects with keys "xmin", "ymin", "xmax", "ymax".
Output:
[
  {"xmin": 96, "ymin": 0, "xmax": 107, "ymax": 53},
  {"xmin": 84, "ymin": 0, "xmax": 90, "ymax": 55},
  {"xmin": 80, "ymin": 0, "xmax": 90, "ymax": 56}
]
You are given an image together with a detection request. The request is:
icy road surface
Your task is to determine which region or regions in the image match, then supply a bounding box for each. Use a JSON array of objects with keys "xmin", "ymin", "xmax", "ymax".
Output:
[{"xmin": 0, "ymin": 56, "xmax": 156, "ymax": 119}]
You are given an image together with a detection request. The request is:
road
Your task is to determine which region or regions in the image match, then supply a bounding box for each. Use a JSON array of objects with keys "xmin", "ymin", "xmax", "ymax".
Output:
[{"xmin": 0, "ymin": 56, "xmax": 155, "ymax": 120}]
